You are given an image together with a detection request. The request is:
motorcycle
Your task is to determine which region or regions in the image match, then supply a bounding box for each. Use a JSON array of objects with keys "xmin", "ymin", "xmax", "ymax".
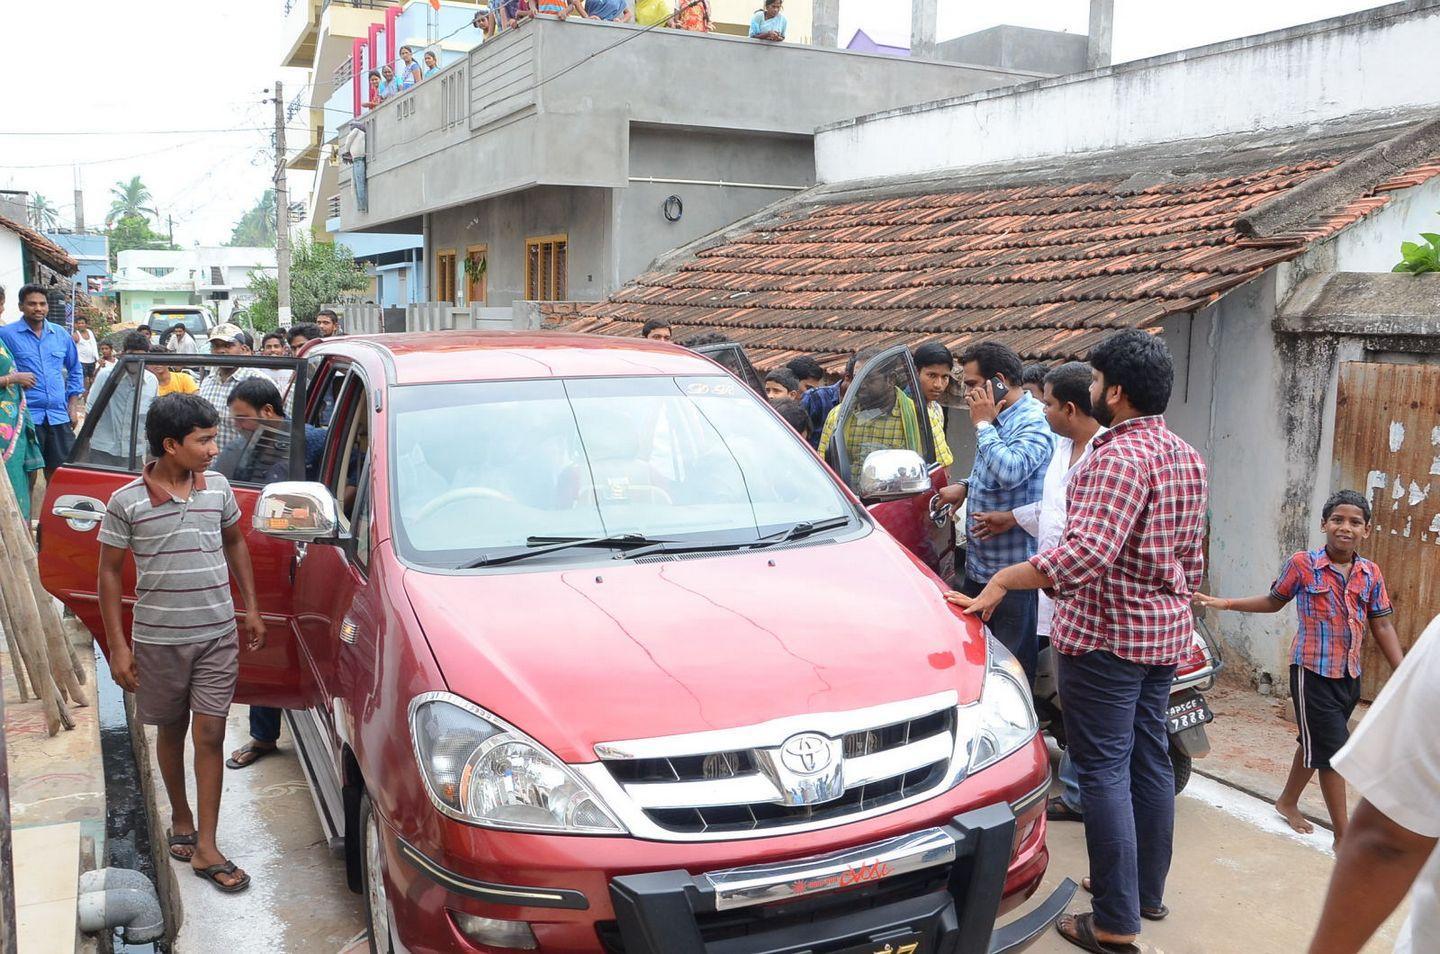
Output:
[{"xmin": 1031, "ymin": 617, "xmax": 1223, "ymax": 794}]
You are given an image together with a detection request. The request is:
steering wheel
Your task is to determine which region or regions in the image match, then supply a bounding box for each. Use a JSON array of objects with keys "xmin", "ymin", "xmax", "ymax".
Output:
[
  {"xmin": 413, "ymin": 486, "xmax": 517, "ymax": 522},
  {"xmin": 575, "ymin": 483, "xmax": 675, "ymax": 507}
]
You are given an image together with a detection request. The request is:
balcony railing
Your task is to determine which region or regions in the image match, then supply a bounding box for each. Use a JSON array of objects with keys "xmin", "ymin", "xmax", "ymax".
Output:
[
  {"xmin": 321, "ymin": 0, "xmax": 394, "ymax": 12},
  {"xmin": 332, "ymin": 57, "xmax": 354, "ymax": 88}
]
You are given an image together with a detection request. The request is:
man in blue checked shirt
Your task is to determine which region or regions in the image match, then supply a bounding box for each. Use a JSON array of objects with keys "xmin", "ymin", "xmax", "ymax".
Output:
[
  {"xmin": 0, "ymin": 285, "xmax": 84, "ymax": 478},
  {"xmin": 935, "ymin": 341, "xmax": 1053, "ymax": 680}
]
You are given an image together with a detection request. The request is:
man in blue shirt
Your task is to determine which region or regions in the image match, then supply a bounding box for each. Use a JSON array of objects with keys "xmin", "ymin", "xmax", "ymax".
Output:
[
  {"xmin": 0, "ymin": 284, "xmax": 84, "ymax": 477},
  {"xmin": 935, "ymin": 341, "xmax": 1053, "ymax": 679},
  {"xmin": 800, "ymin": 353, "xmax": 848, "ymax": 449}
]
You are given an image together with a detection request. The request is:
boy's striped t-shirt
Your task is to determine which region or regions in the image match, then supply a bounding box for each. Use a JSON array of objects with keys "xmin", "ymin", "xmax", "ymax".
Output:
[{"xmin": 98, "ymin": 466, "xmax": 241, "ymax": 646}]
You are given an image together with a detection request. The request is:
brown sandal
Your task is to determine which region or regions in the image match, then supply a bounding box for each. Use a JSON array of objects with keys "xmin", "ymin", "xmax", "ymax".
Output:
[{"xmin": 1055, "ymin": 912, "xmax": 1140, "ymax": 954}]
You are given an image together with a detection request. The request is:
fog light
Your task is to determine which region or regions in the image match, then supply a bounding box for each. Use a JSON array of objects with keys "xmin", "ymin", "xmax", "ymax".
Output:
[{"xmin": 448, "ymin": 910, "xmax": 538, "ymax": 950}]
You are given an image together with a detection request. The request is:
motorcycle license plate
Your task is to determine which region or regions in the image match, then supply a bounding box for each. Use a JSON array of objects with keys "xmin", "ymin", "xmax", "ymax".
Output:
[
  {"xmin": 832, "ymin": 931, "xmax": 929, "ymax": 954},
  {"xmin": 1167, "ymin": 695, "xmax": 1213, "ymax": 734}
]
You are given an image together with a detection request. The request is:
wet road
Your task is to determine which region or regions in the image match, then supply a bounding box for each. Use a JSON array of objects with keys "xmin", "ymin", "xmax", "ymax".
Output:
[{"xmin": 161, "ymin": 718, "xmax": 1409, "ymax": 953}]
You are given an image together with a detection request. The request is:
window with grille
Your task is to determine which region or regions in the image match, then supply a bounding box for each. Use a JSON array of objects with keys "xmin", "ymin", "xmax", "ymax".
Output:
[
  {"xmin": 524, "ymin": 235, "xmax": 567, "ymax": 302},
  {"xmin": 435, "ymin": 249, "xmax": 457, "ymax": 304}
]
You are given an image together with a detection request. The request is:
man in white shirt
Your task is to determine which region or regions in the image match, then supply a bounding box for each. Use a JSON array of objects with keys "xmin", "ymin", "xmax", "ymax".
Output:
[
  {"xmin": 1308, "ymin": 612, "xmax": 1439, "ymax": 954},
  {"xmin": 85, "ymin": 330, "xmax": 159, "ymax": 467},
  {"xmin": 73, "ymin": 316, "xmax": 100, "ymax": 386},
  {"xmin": 169, "ymin": 322, "xmax": 200, "ymax": 355},
  {"xmin": 969, "ymin": 361, "xmax": 1103, "ymax": 821}
]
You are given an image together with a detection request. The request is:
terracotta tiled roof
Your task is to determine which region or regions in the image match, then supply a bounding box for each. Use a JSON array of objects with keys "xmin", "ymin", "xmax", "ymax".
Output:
[
  {"xmin": 555, "ymin": 154, "xmax": 1440, "ymax": 371},
  {"xmin": 0, "ymin": 214, "xmax": 78, "ymax": 276}
]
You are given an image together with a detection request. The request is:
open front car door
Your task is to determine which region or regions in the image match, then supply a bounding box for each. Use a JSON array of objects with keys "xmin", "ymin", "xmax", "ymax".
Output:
[{"xmin": 38, "ymin": 352, "xmax": 310, "ymax": 708}]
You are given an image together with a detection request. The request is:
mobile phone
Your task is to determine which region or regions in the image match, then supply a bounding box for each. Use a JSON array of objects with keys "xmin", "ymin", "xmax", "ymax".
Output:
[{"xmin": 989, "ymin": 375, "xmax": 1009, "ymax": 402}]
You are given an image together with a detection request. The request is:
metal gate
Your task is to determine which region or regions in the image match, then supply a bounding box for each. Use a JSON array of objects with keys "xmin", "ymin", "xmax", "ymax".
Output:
[{"xmin": 1334, "ymin": 361, "xmax": 1440, "ymax": 698}]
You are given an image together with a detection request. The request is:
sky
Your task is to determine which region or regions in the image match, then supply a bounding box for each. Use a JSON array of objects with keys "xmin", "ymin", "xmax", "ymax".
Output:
[{"xmin": 2, "ymin": 0, "xmax": 1385, "ymax": 248}]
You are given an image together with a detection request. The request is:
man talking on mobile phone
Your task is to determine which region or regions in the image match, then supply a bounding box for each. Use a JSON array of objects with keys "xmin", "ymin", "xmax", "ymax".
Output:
[{"xmin": 933, "ymin": 342, "xmax": 1054, "ymax": 680}]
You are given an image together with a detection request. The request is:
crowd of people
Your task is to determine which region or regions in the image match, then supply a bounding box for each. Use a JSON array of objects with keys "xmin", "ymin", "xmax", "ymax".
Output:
[{"xmin": 640, "ymin": 315, "xmax": 1436, "ymax": 954}]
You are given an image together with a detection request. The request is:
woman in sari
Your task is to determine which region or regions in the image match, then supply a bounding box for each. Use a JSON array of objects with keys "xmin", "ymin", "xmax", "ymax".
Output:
[{"xmin": 0, "ymin": 341, "xmax": 45, "ymax": 521}]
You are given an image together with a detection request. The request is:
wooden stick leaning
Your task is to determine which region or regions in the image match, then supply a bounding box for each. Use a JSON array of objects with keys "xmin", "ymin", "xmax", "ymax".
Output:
[
  {"xmin": 0, "ymin": 476, "xmax": 85, "ymax": 708},
  {"xmin": 0, "ymin": 586, "xmax": 32, "ymax": 702},
  {"xmin": 0, "ymin": 505, "xmax": 68, "ymax": 735}
]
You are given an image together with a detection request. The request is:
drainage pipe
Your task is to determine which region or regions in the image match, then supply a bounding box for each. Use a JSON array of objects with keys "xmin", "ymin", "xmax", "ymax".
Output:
[{"xmin": 77, "ymin": 868, "xmax": 165, "ymax": 944}]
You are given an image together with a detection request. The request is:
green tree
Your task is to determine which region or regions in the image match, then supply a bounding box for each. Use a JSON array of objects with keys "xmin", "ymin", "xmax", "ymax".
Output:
[
  {"xmin": 106, "ymin": 175, "xmax": 157, "ymax": 227},
  {"xmin": 28, "ymin": 194, "xmax": 60, "ymax": 231},
  {"xmin": 228, "ymin": 190, "xmax": 277, "ymax": 248},
  {"xmin": 248, "ymin": 234, "xmax": 368, "ymax": 331},
  {"xmin": 105, "ymin": 214, "xmax": 176, "ymax": 270}
]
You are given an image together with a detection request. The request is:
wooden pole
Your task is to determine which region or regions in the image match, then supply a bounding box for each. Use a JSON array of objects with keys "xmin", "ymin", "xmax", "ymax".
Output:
[
  {"xmin": 0, "ymin": 587, "xmax": 31, "ymax": 703},
  {"xmin": 0, "ymin": 526, "xmax": 66, "ymax": 734},
  {"xmin": 0, "ymin": 477, "xmax": 85, "ymax": 707}
]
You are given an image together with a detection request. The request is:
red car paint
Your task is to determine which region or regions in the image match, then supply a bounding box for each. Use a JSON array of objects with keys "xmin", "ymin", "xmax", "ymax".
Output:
[{"xmin": 41, "ymin": 333, "xmax": 1060, "ymax": 954}]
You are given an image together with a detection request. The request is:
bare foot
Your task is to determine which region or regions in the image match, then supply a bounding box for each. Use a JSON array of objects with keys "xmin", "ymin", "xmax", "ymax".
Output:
[{"xmin": 1276, "ymin": 800, "xmax": 1314, "ymax": 834}]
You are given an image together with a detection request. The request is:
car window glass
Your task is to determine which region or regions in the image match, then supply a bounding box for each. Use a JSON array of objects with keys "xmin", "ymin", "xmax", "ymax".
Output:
[
  {"xmin": 306, "ymin": 359, "xmax": 347, "ymax": 429},
  {"xmin": 827, "ymin": 349, "xmax": 935, "ymax": 490},
  {"xmin": 323, "ymin": 375, "xmax": 372, "ymax": 538},
  {"xmin": 72, "ymin": 357, "xmax": 159, "ymax": 470}
]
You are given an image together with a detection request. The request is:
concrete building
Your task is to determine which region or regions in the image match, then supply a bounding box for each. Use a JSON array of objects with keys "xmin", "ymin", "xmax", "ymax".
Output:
[
  {"xmin": 336, "ymin": 15, "xmax": 1103, "ymax": 310},
  {"xmin": 113, "ymin": 247, "xmax": 276, "ymax": 325},
  {"xmin": 554, "ymin": 1, "xmax": 1440, "ymax": 696}
]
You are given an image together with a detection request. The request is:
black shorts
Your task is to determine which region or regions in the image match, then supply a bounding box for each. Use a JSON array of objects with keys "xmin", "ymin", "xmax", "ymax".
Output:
[
  {"xmin": 1291, "ymin": 664, "xmax": 1361, "ymax": 770},
  {"xmin": 34, "ymin": 422, "xmax": 76, "ymax": 471},
  {"xmin": 82, "ymin": 362, "xmax": 97, "ymax": 381}
]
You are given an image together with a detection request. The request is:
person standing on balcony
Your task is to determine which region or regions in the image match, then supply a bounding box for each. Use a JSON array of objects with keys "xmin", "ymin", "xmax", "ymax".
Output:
[
  {"xmin": 673, "ymin": 0, "xmax": 713, "ymax": 31},
  {"xmin": 365, "ymin": 70, "xmax": 385, "ymax": 109},
  {"xmin": 379, "ymin": 64, "xmax": 403, "ymax": 98},
  {"xmin": 398, "ymin": 46, "xmax": 423, "ymax": 89},
  {"xmin": 586, "ymin": 0, "xmax": 633, "ymax": 21},
  {"xmin": 530, "ymin": 0, "xmax": 585, "ymax": 18},
  {"xmin": 748, "ymin": 0, "xmax": 786, "ymax": 41},
  {"xmin": 423, "ymin": 49, "xmax": 441, "ymax": 77}
]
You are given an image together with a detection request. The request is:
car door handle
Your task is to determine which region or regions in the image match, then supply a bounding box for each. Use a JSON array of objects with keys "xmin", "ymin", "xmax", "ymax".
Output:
[{"xmin": 52, "ymin": 497, "xmax": 106, "ymax": 530}]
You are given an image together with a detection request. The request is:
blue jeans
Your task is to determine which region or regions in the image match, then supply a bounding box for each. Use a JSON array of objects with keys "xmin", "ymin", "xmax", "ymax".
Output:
[
  {"xmin": 249, "ymin": 706, "xmax": 282, "ymax": 744},
  {"xmin": 962, "ymin": 576, "xmax": 1038, "ymax": 682},
  {"xmin": 1057, "ymin": 650, "xmax": 1176, "ymax": 936},
  {"xmin": 1058, "ymin": 749, "xmax": 1083, "ymax": 812},
  {"xmin": 352, "ymin": 157, "xmax": 368, "ymax": 212}
]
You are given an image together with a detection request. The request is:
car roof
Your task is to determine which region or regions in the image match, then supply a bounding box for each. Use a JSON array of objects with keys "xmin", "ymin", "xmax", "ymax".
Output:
[{"xmin": 314, "ymin": 330, "xmax": 724, "ymax": 385}]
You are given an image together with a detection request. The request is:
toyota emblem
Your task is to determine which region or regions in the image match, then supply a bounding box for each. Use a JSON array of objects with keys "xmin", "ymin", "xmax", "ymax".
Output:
[{"xmin": 779, "ymin": 733, "xmax": 833, "ymax": 775}]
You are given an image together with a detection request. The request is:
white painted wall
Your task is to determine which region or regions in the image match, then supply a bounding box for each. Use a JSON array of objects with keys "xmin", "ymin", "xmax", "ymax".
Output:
[
  {"xmin": 0, "ymin": 230, "xmax": 23, "ymax": 324},
  {"xmin": 816, "ymin": 3, "xmax": 1440, "ymax": 183}
]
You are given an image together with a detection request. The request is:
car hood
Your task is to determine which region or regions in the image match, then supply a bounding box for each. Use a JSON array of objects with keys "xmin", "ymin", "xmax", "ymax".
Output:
[{"xmin": 402, "ymin": 532, "xmax": 987, "ymax": 764}]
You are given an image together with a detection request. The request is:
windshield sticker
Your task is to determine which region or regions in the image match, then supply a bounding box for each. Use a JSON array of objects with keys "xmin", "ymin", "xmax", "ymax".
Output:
[{"xmin": 687, "ymin": 380, "xmax": 737, "ymax": 397}]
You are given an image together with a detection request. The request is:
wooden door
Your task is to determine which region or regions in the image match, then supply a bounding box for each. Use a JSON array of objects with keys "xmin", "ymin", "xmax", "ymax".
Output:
[{"xmin": 1333, "ymin": 361, "xmax": 1440, "ymax": 697}]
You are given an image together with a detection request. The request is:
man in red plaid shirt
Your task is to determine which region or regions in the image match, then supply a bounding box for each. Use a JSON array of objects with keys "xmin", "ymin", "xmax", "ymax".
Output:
[{"xmin": 952, "ymin": 329, "xmax": 1207, "ymax": 953}]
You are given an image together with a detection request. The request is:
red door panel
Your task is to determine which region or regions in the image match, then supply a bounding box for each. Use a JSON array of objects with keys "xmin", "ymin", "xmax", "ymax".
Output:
[{"xmin": 866, "ymin": 466, "xmax": 955, "ymax": 581}]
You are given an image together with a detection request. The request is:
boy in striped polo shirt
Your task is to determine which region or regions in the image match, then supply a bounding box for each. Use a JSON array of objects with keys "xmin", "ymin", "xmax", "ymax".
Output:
[
  {"xmin": 98, "ymin": 393, "xmax": 265, "ymax": 893},
  {"xmin": 1197, "ymin": 489, "xmax": 1404, "ymax": 846}
]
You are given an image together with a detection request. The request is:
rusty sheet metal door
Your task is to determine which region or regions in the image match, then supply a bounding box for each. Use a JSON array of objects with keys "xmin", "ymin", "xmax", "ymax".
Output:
[{"xmin": 1334, "ymin": 361, "xmax": 1440, "ymax": 698}]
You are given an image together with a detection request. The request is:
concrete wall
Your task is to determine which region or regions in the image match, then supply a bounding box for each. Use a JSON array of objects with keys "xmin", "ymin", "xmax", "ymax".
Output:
[
  {"xmin": 816, "ymin": 1, "xmax": 1440, "ymax": 183},
  {"xmin": 343, "ymin": 16, "xmax": 1039, "ymax": 231},
  {"xmin": 937, "ymin": 24, "xmax": 1088, "ymax": 76},
  {"xmin": 426, "ymin": 186, "xmax": 612, "ymax": 307},
  {"xmin": 0, "ymin": 229, "xmax": 24, "ymax": 324}
]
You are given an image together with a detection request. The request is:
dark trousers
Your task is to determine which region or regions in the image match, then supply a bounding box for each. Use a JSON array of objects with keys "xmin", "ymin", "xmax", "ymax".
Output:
[
  {"xmin": 249, "ymin": 706, "xmax": 282, "ymax": 744},
  {"xmin": 1057, "ymin": 649, "xmax": 1176, "ymax": 936},
  {"xmin": 961, "ymin": 576, "xmax": 1038, "ymax": 682}
]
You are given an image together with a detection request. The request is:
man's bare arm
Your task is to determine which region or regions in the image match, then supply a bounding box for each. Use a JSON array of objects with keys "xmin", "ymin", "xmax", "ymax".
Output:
[
  {"xmin": 98, "ymin": 544, "xmax": 138, "ymax": 691},
  {"xmin": 1369, "ymin": 616, "xmax": 1405, "ymax": 671},
  {"xmin": 1307, "ymin": 799, "xmax": 1435, "ymax": 954}
]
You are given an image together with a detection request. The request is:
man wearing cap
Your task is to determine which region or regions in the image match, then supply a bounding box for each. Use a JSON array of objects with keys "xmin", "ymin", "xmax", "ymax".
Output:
[{"xmin": 196, "ymin": 324, "xmax": 266, "ymax": 455}]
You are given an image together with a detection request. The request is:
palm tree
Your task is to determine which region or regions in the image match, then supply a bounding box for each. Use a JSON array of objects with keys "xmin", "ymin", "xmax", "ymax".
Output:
[
  {"xmin": 106, "ymin": 176, "xmax": 157, "ymax": 226},
  {"xmin": 28, "ymin": 194, "xmax": 60, "ymax": 230}
]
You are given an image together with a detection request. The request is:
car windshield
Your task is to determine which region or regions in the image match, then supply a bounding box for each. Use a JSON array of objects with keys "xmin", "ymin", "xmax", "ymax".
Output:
[
  {"xmin": 389, "ymin": 375, "xmax": 855, "ymax": 568},
  {"xmin": 152, "ymin": 311, "xmax": 207, "ymax": 336}
]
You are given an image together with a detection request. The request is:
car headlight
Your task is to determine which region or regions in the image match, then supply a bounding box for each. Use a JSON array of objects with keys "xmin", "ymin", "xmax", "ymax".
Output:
[
  {"xmin": 408, "ymin": 693, "xmax": 625, "ymax": 834},
  {"xmin": 960, "ymin": 636, "xmax": 1039, "ymax": 774}
]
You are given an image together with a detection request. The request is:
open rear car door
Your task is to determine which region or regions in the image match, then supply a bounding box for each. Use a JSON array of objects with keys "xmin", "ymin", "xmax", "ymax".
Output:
[
  {"xmin": 691, "ymin": 341, "xmax": 765, "ymax": 395},
  {"xmin": 38, "ymin": 352, "xmax": 310, "ymax": 707}
]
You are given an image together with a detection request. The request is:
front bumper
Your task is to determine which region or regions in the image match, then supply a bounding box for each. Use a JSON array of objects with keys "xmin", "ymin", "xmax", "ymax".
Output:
[{"xmin": 608, "ymin": 804, "xmax": 1076, "ymax": 954}]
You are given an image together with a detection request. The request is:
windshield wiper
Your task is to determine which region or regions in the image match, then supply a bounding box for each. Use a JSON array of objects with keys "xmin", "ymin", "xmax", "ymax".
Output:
[
  {"xmin": 750, "ymin": 516, "xmax": 853, "ymax": 548},
  {"xmin": 459, "ymin": 532, "xmax": 671, "ymax": 569}
]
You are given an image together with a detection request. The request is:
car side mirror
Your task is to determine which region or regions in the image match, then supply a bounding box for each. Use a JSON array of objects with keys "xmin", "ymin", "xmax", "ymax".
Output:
[
  {"xmin": 857, "ymin": 449, "xmax": 931, "ymax": 500},
  {"xmin": 254, "ymin": 481, "xmax": 342, "ymax": 543}
]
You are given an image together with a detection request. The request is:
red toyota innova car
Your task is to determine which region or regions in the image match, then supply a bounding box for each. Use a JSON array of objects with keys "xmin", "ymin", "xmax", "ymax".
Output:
[{"xmin": 41, "ymin": 334, "xmax": 1073, "ymax": 954}]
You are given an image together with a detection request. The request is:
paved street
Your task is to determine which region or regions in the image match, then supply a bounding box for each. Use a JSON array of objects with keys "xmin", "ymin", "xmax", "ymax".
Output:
[{"xmin": 177, "ymin": 717, "xmax": 1409, "ymax": 954}]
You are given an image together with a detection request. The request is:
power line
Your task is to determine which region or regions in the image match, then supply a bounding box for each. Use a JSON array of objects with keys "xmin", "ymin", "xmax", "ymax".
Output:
[{"xmin": 0, "ymin": 126, "xmax": 315, "ymax": 137}]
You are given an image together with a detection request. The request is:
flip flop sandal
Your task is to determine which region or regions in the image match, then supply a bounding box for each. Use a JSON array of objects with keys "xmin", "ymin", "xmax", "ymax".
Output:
[
  {"xmin": 225, "ymin": 742, "xmax": 278, "ymax": 770},
  {"xmin": 166, "ymin": 830, "xmax": 197, "ymax": 862},
  {"xmin": 194, "ymin": 861, "xmax": 251, "ymax": 894},
  {"xmin": 1055, "ymin": 912, "xmax": 1140, "ymax": 954},
  {"xmin": 1047, "ymin": 799, "xmax": 1085, "ymax": 822},
  {"xmin": 1080, "ymin": 878, "xmax": 1169, "ymax": 922}
]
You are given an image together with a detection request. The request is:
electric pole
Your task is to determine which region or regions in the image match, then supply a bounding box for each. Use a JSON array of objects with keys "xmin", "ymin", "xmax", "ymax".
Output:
[{"xmin": 273, "ymin": 80, "xmax": 292, "ymax": 325}]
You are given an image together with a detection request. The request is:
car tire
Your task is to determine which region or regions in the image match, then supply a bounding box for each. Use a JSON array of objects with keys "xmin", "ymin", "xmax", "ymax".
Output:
[
  {"xmin": 1169, "ymin": 742, "xmax": 1192, "ymax": 795},
  {"xmin": 359, "ymin": 792, "xmax": 396, "ymax": 954}
]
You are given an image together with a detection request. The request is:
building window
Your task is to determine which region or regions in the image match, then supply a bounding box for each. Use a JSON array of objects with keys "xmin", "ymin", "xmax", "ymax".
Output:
[
  {"xmin": 464, "ymin": 245, "xmax": 488, "ymax": 306},
  {"xmin": 435, "ymin": 249, "xmax": 457, "ymax": 304},
  {"xmin": 525, "ymin": 235, "xmax": 567, "ymax": 302}
]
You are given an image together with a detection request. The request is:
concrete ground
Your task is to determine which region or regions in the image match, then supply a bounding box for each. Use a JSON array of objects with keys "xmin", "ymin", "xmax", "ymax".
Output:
[
  {"xmin": 150, "ymin": 723, "xmax": 1412, "ymax": 953},
  {"xmin": 146, "ymin": 708, "xmax": 366, "ymax": 953}
]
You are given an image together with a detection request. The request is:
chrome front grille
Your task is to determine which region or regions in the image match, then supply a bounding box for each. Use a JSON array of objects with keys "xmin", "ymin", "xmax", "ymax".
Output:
[{"xmin": 583, "ymin": 692, "xmax": 963, "ymax": 840}]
